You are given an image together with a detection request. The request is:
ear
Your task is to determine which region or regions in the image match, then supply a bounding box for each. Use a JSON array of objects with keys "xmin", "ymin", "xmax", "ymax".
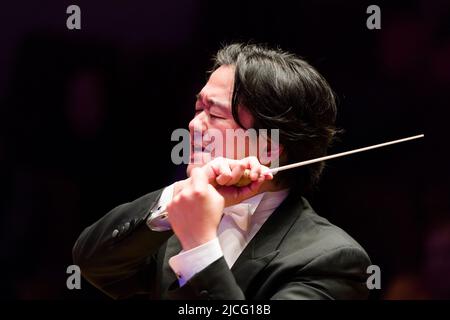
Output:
[
  {"xmin": 259, "ymin": 137, "xmax": 284, "ymax": 167},
  {"xmin": 266, "ymin": 142, "xmax": 284, "ymax": 160}
]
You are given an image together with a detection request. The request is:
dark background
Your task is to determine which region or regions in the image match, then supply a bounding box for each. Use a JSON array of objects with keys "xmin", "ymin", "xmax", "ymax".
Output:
[{"xmin": 0, "ymin": 0, "xmax": 449, "ymax": 299}]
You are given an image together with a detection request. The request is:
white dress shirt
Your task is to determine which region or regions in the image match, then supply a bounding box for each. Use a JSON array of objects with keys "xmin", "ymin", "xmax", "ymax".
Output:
[{"xmin": 146, "ymin": 184, "xmax": 289, "ymax": 287}]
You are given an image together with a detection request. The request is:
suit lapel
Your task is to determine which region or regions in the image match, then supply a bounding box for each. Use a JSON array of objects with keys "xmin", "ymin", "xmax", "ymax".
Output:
[{"xmin": 231, "ymin": 193, "xmax": 303, "ymax": 295}]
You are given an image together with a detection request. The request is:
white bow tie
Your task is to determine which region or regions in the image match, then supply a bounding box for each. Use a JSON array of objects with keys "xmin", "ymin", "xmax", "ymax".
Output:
[{"xmin": 223, "ymin": 203, "xmax": 253, "ymax": 231}]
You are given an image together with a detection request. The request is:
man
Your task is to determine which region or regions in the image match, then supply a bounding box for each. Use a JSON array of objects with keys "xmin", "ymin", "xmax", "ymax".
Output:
[{"xmin": 73, "ymin": 43, "xmax": 371, "ymax": 299}]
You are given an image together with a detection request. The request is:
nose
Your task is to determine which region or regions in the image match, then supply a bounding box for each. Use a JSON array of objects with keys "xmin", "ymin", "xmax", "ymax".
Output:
[{"xmin": 189, "ymin": 111, "xmax": 207, "ymax": 135}]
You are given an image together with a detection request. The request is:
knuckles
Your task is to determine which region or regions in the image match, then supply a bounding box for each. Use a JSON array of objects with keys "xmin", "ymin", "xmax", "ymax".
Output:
[
  {"xmin": 174, "ymin": 188, "xmax": 208, "ymax": 203},
  {"xmin": 191, "ymin": 188, "xmax": 207, "ymax": 198},
  {"xmin": 238, "ymin": 162, "xmax": 247, "ymax": 170},
  {"xmin": 247, "ymin": 156, "xmax": 259, "ymax": 163},
  {"xmin": 219, "ymin": 172, "xmax": 232, "ymax": 179}
]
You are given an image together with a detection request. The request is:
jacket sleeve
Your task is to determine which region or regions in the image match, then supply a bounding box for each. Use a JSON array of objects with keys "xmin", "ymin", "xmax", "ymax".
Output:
[
  {"xmin": 72, "ymin": 189, "xmax": 173, "ymax": 299},
  {"xmin": 166, "ymin": 257, "xmax": 246, "ymax": 300}
]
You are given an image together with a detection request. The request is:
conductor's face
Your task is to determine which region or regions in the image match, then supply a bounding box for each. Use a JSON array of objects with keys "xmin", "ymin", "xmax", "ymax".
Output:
[{"xmin": 187, "ymin": 65, "xmax": 255, "ymax": 176}]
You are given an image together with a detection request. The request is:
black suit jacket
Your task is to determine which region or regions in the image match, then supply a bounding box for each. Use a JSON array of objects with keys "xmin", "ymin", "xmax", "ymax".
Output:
[{"xmin": 73, "ymin": 189, "xmax": 371, "ymax": 299}]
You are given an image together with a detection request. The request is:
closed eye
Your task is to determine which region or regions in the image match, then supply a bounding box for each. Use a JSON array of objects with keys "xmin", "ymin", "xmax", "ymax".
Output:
[{"xmin": 210, "ymin": 113, "xmax": 226, "ymax": 119}]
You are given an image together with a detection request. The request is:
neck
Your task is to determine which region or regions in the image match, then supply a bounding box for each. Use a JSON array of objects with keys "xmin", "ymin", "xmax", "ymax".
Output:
[{"xmin": 257, "ymin": 180, "xmax": 286, "ymax": 194}]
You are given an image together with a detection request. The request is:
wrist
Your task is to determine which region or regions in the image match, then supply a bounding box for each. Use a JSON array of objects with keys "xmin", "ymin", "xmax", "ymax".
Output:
[{"xmin": 179, "ymin": 232, "xmax": 218, "ymax": 251}]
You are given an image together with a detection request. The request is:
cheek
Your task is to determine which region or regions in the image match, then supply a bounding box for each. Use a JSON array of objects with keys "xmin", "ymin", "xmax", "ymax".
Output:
[
  {"xmin": 206, "ymin": 114, "xmax": 254, "ymax": 160},
  {"xmin": 238, "ymin": 108, "xmax": 254, "ymax": 129},
  {"xmin": 220, "ymin": 120, "xmax": 253, "ymax": 160}
]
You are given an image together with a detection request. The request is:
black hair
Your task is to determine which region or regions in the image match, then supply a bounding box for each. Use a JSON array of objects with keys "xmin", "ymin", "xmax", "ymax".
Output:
[{"xmin": 212, "ymin": 43, "xmax": 341, "ymax": 195}]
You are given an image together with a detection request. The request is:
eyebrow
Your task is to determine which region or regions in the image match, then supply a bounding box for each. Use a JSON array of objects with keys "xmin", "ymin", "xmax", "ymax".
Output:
[{"xmin": 196, "ymin": 93, "xmax": 230, "ymax": 109}]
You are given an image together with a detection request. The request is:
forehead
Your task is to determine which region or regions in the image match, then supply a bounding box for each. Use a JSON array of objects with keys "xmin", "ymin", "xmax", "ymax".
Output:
[{"xmin": 200, "ymin": 65, "xmax": 235, "ymax": 102}]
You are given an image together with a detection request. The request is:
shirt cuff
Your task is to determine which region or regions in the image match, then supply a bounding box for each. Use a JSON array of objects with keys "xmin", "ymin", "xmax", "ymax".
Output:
[
  {"xmin": 146, "ymin": 184, "xmax": 174, "ymax": 231},
  {"xmin": 168, "ymin": 237, "xmax": 224, "ymax": 287}
]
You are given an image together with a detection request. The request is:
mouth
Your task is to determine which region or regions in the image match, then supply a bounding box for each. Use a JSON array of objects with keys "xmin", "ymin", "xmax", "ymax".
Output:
[
  {"xmin": 191, "ymin": 143, "xmax": 205, "ymax": 153},
  {"xmin": 190, "ymin": 144, "xmax": 211, "ymax": 161}
]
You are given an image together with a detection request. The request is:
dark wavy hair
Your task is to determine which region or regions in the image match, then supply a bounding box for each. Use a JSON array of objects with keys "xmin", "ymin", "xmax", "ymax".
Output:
[{"xmin": 212, "ymin": 43, "xmax": 341, "ymax": 195}]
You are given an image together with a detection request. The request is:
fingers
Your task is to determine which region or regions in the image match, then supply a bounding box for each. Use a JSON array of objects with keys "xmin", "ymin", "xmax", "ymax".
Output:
[
  {"xmin": 190, "ymin": 167, "xmax": 209, "ymax": 193},
  {"xmin": 217, "ymin": 178, "xmax": 265, "ymax": 207},
  {"xmin": 260, "ymin": 164, "xmax": 274, "ymax": 181},
  {"xmin": 203, "ymin": 156, "xmax": 274, "ymax": 188},
  {"xmin": 241, "ymin": 156, "xmax": 261, "ymax": 181},
  {"xmin": 227, "ymin": 161, "xmax": 247, "ymax": 186},
  {"xmin": 248, "ymin": 156, "xmax": 273, "ymax": 181},
  {"xmin": 210, "ymin": 157, "xmax": 233, "ymax": 186},
  {"xmin": 239, "ymin": 157, "xmax": 273, "ymax": 184},
  {"xmin": 167, "ymin": 166, "xmax": 225, "ymax": 251}
]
